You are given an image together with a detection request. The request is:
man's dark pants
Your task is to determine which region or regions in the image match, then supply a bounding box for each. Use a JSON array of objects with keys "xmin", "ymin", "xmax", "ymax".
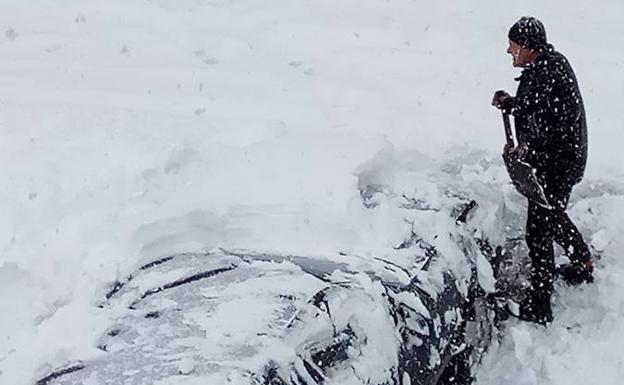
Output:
[{"xmin": 524, "ymin": 181, "xmax": 591, "ymax": 321}]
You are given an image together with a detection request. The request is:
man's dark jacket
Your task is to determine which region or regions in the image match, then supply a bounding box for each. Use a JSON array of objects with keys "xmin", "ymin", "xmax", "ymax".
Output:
[{"xmin": 512, "ymin": 45, "xmax": 588, "ymax": 190}]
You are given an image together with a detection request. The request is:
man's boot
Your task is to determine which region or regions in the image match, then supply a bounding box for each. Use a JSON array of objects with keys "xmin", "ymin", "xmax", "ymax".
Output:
[
  {"xmin": 557, "ymin": 260, "xmax": 594, "ymax": 285},
  {"xmin": 517, "ymin": 289, "xmax": 553, "ymax": 325}
]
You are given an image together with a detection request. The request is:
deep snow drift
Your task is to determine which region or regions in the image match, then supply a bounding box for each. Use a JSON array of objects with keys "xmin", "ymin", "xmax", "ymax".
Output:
[{"xmin": 1, "ymin": 1, "xmax": 624, "ymax": 384}]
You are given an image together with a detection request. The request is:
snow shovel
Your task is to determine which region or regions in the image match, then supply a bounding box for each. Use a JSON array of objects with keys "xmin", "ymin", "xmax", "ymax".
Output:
[{"xmin": 499, "ymin": 111, "xmax": 552, "ymax": 209}]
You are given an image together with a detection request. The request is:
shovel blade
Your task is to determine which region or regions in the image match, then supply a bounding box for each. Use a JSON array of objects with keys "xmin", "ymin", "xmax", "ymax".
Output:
[{"xmin": 503, "ymin": 153, "xmax": 552, "ymax": 209}]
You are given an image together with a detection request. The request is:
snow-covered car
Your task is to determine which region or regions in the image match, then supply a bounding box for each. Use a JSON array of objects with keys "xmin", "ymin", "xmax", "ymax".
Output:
[{"xmin": 36, "ymin": 157, "xmax": 534, "ymax": 385}]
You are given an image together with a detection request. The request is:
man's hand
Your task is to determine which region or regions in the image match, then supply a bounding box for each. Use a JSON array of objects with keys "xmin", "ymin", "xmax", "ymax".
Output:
[
  {"xmin": 502, "ymin": 142, "xmax": 528, "ymax": 160},
  {"xmin": 492, "ymin": 90, "xmax": 514, "ymax": 112}
]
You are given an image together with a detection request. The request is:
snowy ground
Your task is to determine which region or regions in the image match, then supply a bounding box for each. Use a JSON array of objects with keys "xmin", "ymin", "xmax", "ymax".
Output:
[{"xmin": 1, "ymin": 1, "xmax": 624, "ymax": 384}]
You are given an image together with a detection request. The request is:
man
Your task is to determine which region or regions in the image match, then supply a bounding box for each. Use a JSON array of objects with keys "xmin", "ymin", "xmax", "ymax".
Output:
[{"xmin": 493, "ymin": 16, "xmax": 593, "ymax": 324}]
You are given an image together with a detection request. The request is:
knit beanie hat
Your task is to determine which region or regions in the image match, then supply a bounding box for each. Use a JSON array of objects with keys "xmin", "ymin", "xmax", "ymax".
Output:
[{"xmin": 508, "ymin": 16, "xmax": 548, "ymax": 50}]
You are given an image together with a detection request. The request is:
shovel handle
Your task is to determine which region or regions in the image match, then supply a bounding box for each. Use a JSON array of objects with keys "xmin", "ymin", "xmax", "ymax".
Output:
[{"xmin": 502, "ymin": 111, "xmax": 515, "ymax": 147}]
